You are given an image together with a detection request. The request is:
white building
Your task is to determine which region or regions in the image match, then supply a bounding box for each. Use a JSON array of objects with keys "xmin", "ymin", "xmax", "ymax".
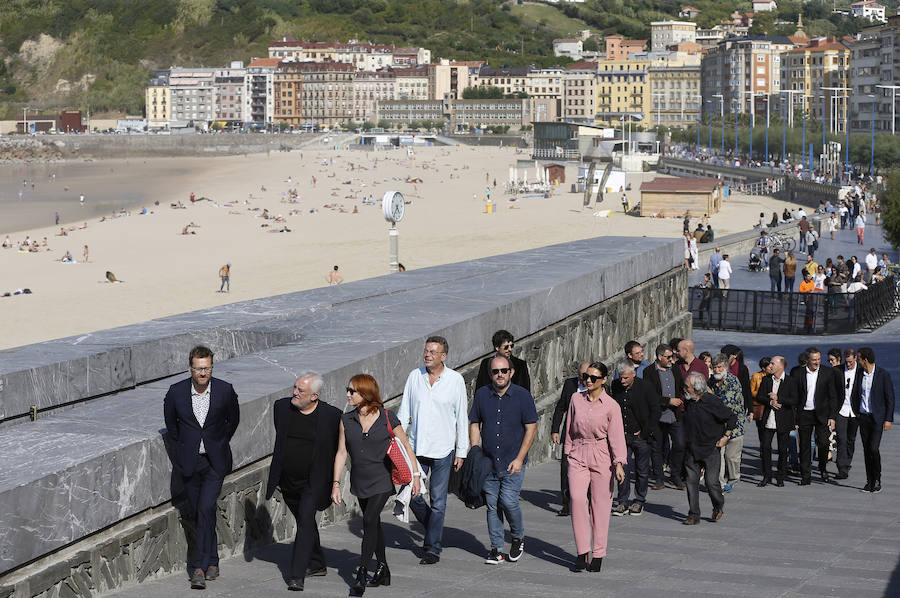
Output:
[
  {"xmin": 751, "ymin": 0, "xmax": 777, "ymax": 12},
  {"xmin": 553, "ymin": 38, "xmax": 584, "ymax": 60},
  {"xmin": 851, "ymin": 1, "xmax": 887, "ymax": 23},
  {"xmin": 650, "ymin": 21, "xmax": 697, "ymax": 52},
  {"xmin": 168, "ymin": 68, "xmax": 216, "ymax": 128}
]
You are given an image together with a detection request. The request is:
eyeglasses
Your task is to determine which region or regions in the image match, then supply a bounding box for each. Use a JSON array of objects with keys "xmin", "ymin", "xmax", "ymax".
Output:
[
  {"xmin": 491, "ymin": 368, "xmax": 511, "ymax": 375},
  {"xmin": 346, "ymin": 387, "xmax": 358, "ymax": 395},
  {"xmin": 190, "ymin": 366, "xmax": 213, "ymax": 373},
  {"xmin": 499, "ymin": 343, "xmax": 514, "ymax": 350},
  {"xmin": 663, "ymin": 353, "xmax": 674, "ymax": 360},
  {"xmin": 423, "ymin": 349, "xmax": 445, "ymax": 356},
  {"xmin": 581, "ymin": 373, "xmax": 603, "ymax": 383}
]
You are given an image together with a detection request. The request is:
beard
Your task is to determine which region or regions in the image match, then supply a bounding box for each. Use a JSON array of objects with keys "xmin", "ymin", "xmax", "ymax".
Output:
[{"xmin": 712, "ymin": 371, "xmax": 726, "ymax": 381}]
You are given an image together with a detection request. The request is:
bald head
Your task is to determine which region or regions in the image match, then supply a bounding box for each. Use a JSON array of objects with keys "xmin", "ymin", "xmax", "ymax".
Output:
[
  {"xmin": 678, "ymin": 339, "xmax": 695, "ymax": 362},
  {"xmin": 770, "ymin": 356, "xmax": 786, "ymax": 376}
]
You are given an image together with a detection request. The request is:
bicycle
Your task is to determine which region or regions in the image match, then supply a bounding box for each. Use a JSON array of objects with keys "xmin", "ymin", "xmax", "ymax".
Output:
[{"xmin": 769, "ymin": 232, "xmax": 796, "ymax": 252}]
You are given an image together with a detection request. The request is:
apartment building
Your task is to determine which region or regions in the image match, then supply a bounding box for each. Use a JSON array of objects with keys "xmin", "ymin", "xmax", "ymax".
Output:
[
  {"xmin": 273, "ymin": 61, "xmax": 302, "ymax": 127},
  {"xmin": 353, "ymin": 70, "xmax": 396, "ymax": 123},
  {"xmin": 604, "ymin": 35, "xmax": 647, "ymax": 60},
  {"xmin": 851, "ymin": 1, "xmax": 886, "ymax": 23},
  {"xmin": 214, "ymin": 62, "xmax": 246, "ymax": 125},
  {"xmin": 781, "ymin": 37, "xmax": 850, "ymax": 129},
  {"xmin": 650, "ymin": 21, "xmax": 697, "ymax": 52},
  {"xmin": 428, "ymin": 60, "xmax": 480, "ymax": 99},
  {"xmin": 595, "ymin": 58, "xmax": 651, "ymax": 127},
  {"xmin": 377, "ymin": 98, "xmax": 532, "ymax": 130},
  {"xmin": 648, "ymin": 53, "xmax": 702, "ymax": 129},
  {"xmin": 245, "ymin": 58, "xmax": 277, "ymax": 126},
  {"xmin": 299, "ymin": 62, "xmax": 355, "ymax": 128},
  {"xmin": 847, "ymin": 18, "xmax": 900, "ymax": 132},
  {"xmin": 268, "ymin": 39, "xmax": 430, "ymax": 69},
  {"xmin": 473, "ymin": 66, "xmax": 532, "ymax": 96},
  {"xmin": 562, "ymin": 61, "xmax": 598, "ymax": 123},
  {"xmin": 168, "ymin": 68, "xmax": 216, "ymax": 126},
  {"xmin": 701, "ymin": 36, "xmax": 796, "ymax": 116},
  {"xmin": 145, "ymin": 71, "xmax": 170, "ymax": 128},
  {"xmin": 395, "ymin": 66, "xmax": 429, "ymax": 100},
  {"xmin": 553, "ymin": 38, "xmax": 583, "ymax": 60}
]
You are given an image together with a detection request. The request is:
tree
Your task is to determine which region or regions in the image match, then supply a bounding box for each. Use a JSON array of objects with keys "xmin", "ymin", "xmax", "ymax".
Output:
[
  {"xmin": 583, "ymin": 38, "xmax": 599, "ymax": 52},
  {"xmin": 879, "ymin": 171, "xmax": 900, "ymax": 249},
  {"xmin": 377, "ymin": 119, "xmax": 391, "ymax": 130},
  {"xmin": 361, "ymin": 120, "xmax": 375, "ymax": 131},
  {"xmin": 462, "ymin": 86, "xmax": 505, "ymax": 99}
]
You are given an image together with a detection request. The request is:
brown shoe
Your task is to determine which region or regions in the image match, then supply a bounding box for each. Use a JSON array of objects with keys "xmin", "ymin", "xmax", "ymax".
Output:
[
  {"xmin": 712, "ymin": 507, "xmax": 723, "ymax": 521},
  {"xmin": 682, "ymin": 516, "xmax": 700, "ymax": 525}
]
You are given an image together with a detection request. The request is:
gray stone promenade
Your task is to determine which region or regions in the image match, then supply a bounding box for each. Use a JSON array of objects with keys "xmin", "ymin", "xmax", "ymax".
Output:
[{"xmin": 108, "ymin": 361, "xmax": 900, "ymax": 598}]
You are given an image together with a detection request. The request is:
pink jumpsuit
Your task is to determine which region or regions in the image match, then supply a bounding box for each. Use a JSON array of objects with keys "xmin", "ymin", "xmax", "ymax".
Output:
[{"xmin": 564, "ymin": 390, "xmax": 627, "ymax": 558}]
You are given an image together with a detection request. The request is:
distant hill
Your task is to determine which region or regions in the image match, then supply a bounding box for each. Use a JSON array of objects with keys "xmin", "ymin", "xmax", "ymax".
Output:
[{"xmin": 0, "ymin": 0, "xmax": 866, "ymax": 118}]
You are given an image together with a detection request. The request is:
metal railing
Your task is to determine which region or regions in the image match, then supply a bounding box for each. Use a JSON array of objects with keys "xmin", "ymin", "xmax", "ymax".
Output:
[{"xmin": 690, "ymin": 276, "xmax": 898, "ymax": 335}]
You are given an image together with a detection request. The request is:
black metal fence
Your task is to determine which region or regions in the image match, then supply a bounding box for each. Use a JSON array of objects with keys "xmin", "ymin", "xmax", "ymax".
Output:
[{"xmin": 690, "ymin": 276, "xmax": 898, "ymax": 335}]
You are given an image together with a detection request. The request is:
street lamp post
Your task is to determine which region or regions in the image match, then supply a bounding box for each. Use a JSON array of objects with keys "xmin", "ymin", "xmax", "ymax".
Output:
[
  {"xmin": 734, "ymin": 101, "xmax": 739, "ymax": 158},
  {"xmin": 713, "ymin": 93, "xmax": 724, "ymax": 156},
  {"xmin": 869, "ymin": 94, "xmax": 876, "ymax": 176},
  {"xmin": 823, "ymin": 87, "xmax": 851, "ymax": 175},
  {"xmin": 764, "ymin": 93, "xmax": 770, "ymax": 164},
  {"xmin": 743, "ymin": 91, "xmax": 756, "ymax": 161}
]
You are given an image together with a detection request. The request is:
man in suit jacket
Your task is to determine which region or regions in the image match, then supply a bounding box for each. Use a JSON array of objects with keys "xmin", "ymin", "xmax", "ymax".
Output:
[
  {"xmin": 755, "ymin": 356, "xmax": 799, "ymax": 486},
  {"xmin": 266, "ymin": 373, "xmax": 341, "ymax": 591},
  {"xmin": 851, "ymin": 347, "xmax": 895, "ymax": 493},
  {"xmin": 643, "ymin": 344, "xmax": 686, "ymax": 490},
  {"xmin": 550, "ymin": 361, "xmax": 589, "ymax": 516},
  {"xmin": 790, "ymin": 347, "xmax": 837, "ymax": 484},
  {"xmin": 475, "ymin": 329, "xmax": 531, "ymax": 392},
  {"xmin": 610, "ymin": 360, "xmax": 660, "ymax": 516},
  {"xmin": 163, "ymin": 346, "xmax": 240, "ymax": 590}
]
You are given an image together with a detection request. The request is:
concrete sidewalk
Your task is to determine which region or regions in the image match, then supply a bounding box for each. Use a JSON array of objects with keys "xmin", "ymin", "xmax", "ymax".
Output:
[{"xmin": 107, "ymin": 414, "xmax": 900, "ymax": 598}]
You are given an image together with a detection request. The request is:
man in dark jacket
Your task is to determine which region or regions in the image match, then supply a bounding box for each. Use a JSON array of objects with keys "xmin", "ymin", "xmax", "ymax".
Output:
[
  {"xmin": 852, "ymin": 347, "xmax": 895, "ymax": 493},
  {"xmin": 682, "ymin": 372, "xmax": 737, "ymax": 525},
  {"xmin": 643, "ymin": 344, "xmax": 686, "ymax": 490},
  {"xmin": 475, "ymin": 329, "xmax": 531, "ymax": 391},
  {"xmin": 754, "ymin": 356, "xmax": 800, "ymax": 486},
  {"xmin": 265, "ymin": 373, "xmax": 341, "ymax": 591},
  {"xmin": 550, "ymin": 361, "xmax": 589, "ymax": 516},
  {"xmin": 790, "ymin": 347, "xmax": 837, "ymax": 484},
  {"xmin": 610, "ymin": 360, "xmax": 660, "ymax": 516}
]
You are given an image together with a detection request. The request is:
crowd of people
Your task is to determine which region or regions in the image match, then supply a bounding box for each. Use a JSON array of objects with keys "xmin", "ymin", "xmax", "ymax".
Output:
[{"xmin": 163, "ymin": 331, "xmax": 894, "ymax": 595}]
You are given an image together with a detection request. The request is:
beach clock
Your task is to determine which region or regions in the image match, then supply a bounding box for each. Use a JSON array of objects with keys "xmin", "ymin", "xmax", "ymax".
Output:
[
  {"xmin": 382, "ymin": 190, "xmax": 404, "ymax": 273},
  {"xmin": 382, "ymin": 190, "xmax": 405, "ymax": 224}
]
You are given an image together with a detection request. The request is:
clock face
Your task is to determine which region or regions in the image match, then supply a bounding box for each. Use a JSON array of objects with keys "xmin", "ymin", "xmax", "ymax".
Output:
[{"xmin": 382, "ymin": 190, "xmax": 404, "ymax": 223}]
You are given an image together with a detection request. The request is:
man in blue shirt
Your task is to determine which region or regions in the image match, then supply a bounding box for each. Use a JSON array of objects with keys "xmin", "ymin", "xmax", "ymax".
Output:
[{"xmin": 469, "ymin": 355, "xmax": 538, "ymax": 566}]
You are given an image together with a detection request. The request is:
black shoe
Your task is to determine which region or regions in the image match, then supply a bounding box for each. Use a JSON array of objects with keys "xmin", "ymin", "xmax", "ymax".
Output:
[
  {"xmin": 775, "ymin": 479, "xmax": 785, "ymax": 487},
  {"xmin": 588, "ymin": 557, "xmax": 603, "ymax": 573},
  {"xmin": 821, "ymin": 471, "xmax": 830, "ymax": 482},
  {"xmin": 711, "ymin": 507, "xmax": 723, "ymax": 521},
  {"xmin": 306, "ymin": 567, "xmax": 327, "ymax": 577},
  {"xmin": 835, "ymin": 472, "xmax": 849, "ymax": 480},
  {"xmin": 349, "ymin": 566, "xmax": 367, "ymax": 597},
  {"xmin": 872, "ymin": 480, "xmax": 882, "ymax": 493},
  {"xmin": 800, "ymin": 479, "xmax": 811, "ymax": 486},
  {"xmin": 508, "ymin": 538, "xmax": 524, "ymax": 562},
  {"xmin": 758, "ymin": 478, "xmax": 770, "ymax": 487},
  {"xmin": 862, "ymin": 482, "xmax": 873, "ymax": 492},
  {"xmin": 367, "ymin": 562, "xmax": 390, "ymax": 587},
  {"xmin": 287, "ymin": 578, "xmax": 304, "ymax": 591},
  {"xmin": 572, "ymin": 553, "xmax": 587, "ymax": 572},
  {"xmin": 485, "ymin": 548, "xmax": 505, "ymax": 565},
  {"xmin": 419, "ymin": 552, "xmax": 440, "ymax": 565},
  {"xmin": 557, "ymin": 507, "xmax": 570, "ymax": 517},
  {"xmin": 189, "ymin": 569, "xmax": 206, "ymax": 590}
]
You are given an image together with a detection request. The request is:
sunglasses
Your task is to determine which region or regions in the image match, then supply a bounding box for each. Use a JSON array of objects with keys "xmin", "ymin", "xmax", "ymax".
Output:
[
  {"xmin": 491, "ymin": 368, "xmax": 511, "ymax": 375},
  {"xmin": 499, "ymin": 343, "xmax": 514, "ymax": 350},
  {"xmin": 346, "ymin": 387, "xmax": 358, "ymax": 395},
  {"xmin": 581, "ymin": 373, "xmax": 603, "ymax": 383}
]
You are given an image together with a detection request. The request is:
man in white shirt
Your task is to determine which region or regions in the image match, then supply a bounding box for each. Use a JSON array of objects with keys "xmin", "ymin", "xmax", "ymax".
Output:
[
  {"xmin": 717, "ymin": 254, "xmax": 732, "ymax": 296},
  {"xmin": 834, "ymin": 349, "xmax": 859, "ymax": 480},
  {"xmin": 865, "ymin": 248, "xmax": 878, "ymax": 283},
  {"xmin": 398, "ymin": 335, "xmax": 469, "ymax": 564}
]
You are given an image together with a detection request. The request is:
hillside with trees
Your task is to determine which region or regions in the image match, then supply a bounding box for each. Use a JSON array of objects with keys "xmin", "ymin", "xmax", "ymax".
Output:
[{"xmin": 0, "ymin": 0, "xmax": 889, "ymax": 118}]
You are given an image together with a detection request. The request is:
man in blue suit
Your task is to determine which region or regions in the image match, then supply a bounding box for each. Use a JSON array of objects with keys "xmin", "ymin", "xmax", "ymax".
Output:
[
  {"xmin": 852, "ymin": 347, "xmax": 895, "ymax": 493},
  {"xmin": 164, "ymin": 346, "xmax": 240, "ymax": 589}
]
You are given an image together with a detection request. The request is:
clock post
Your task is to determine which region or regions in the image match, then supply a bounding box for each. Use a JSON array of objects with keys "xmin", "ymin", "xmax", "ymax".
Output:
[{"xmin": 381, "ymin": 190, "xmax": 405, "ymax": 273}]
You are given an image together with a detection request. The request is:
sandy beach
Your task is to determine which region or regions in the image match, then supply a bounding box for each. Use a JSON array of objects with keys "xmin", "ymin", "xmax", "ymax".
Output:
[{"xmin": 0, "ymin": 144, "xmax": 789, "ymax": 349}]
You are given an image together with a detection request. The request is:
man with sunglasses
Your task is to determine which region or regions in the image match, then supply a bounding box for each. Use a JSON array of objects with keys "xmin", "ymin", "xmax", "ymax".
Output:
[
  {"xmin": 398, "ymin": 335, "xmax": 469, "ymax": 565},
  {"xmin": 163, "ymin": 346, "xmax": 240, "ymax": 590},
  {"xmin": 643, "ymin": 344, "xmax": 686, "ymax": 491},
  {"xmin": 475, "ymin": 329, "xmax": 531, "ymax": 392},
  {"xmin": 551, "ymin": 361, "xmax": 591, "ymax": 516},
  {"xmin": 470, "ymin": 355, "xmax": 538, "ymax": 565}
]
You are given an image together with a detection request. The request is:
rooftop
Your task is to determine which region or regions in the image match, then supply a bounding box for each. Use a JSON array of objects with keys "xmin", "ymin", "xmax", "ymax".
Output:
[{"xmin": 641, "ymin": 177, "xmax": 720, "ymax": 192}]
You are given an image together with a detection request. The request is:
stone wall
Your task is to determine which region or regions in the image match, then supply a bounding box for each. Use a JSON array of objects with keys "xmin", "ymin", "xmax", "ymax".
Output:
[{"xmin": 0, "ymin": 262, "xmax": 688, "ymax": 598}]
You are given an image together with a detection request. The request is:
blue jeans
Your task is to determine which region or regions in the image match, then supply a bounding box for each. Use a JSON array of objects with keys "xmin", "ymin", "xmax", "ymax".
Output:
[
  {"xmin": 770, "ymin": 274, "xmax": 782, "ymax": 292},
  {"xmin": 410, "ymin": 451, "xmax": 453, "ymax": 555},
  {"xmin": 483, "ymin": 468, "xmax": 525, "ymax": 550}
]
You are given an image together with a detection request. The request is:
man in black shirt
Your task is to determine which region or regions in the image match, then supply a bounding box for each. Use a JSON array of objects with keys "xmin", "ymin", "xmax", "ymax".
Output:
[
  {"xmin": 769, "ymin": 248, "xmax": 784, "ymax": 293},
  {"xmin": 610, "ymin": 361, "xmax": 659, "ymax": 517},
  {"xmin": 266, "ymin": 373, "xmax": 341, "ymax": 591},
  {"xmin": 682, "ymin": 372, "xmax": 737, "ymax": 525},
  {"xmin": 643, "ymin": 344, "xmax": 686, "ymax": 490},
  {"xmin": 475, "ymin": 329, "xmax": 531, "ymax": 391}
]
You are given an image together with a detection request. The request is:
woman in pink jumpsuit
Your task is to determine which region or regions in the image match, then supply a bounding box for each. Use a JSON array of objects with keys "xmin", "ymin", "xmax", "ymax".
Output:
[{"xmin": 564, "ymin": 361, "xmax": 627, "ymax": 573}]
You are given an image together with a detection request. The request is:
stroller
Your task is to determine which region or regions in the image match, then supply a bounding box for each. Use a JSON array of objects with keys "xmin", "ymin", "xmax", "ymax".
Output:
[{"xmin": 748, "ymin": 247, "xmax": 763, "ymax": 272}]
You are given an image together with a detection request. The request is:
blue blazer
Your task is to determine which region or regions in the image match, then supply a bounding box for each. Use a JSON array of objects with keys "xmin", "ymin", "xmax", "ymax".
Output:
[
  {"xmin": 163, "ymin": 377, "xmax": 240, "ymax": 476},
  {"xmin": 851, "ymin": 366, "xmax": 896, "ymax": 426}
]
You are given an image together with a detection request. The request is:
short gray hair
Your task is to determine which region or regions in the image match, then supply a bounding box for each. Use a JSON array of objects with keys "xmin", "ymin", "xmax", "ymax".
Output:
[
  {"xmin": 301, "ymin": 372, "xmax": 324, "ymax": 395},
  {"xmin": 710, "ymin": 353, "xmax": 728, "ymax": 368},
  {"xmin": 616, "ymin": 360, "xmax": 636, "ymax": 376},
  {"xmin": 685, "ymin": 372, "xmax": 708, "ymax": 396}
]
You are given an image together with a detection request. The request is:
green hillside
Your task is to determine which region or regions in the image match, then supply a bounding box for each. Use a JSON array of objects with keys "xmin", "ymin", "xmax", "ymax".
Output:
[{"xmin": 0, "ymin": 0, "xmax": 872, "ymax": 119}]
